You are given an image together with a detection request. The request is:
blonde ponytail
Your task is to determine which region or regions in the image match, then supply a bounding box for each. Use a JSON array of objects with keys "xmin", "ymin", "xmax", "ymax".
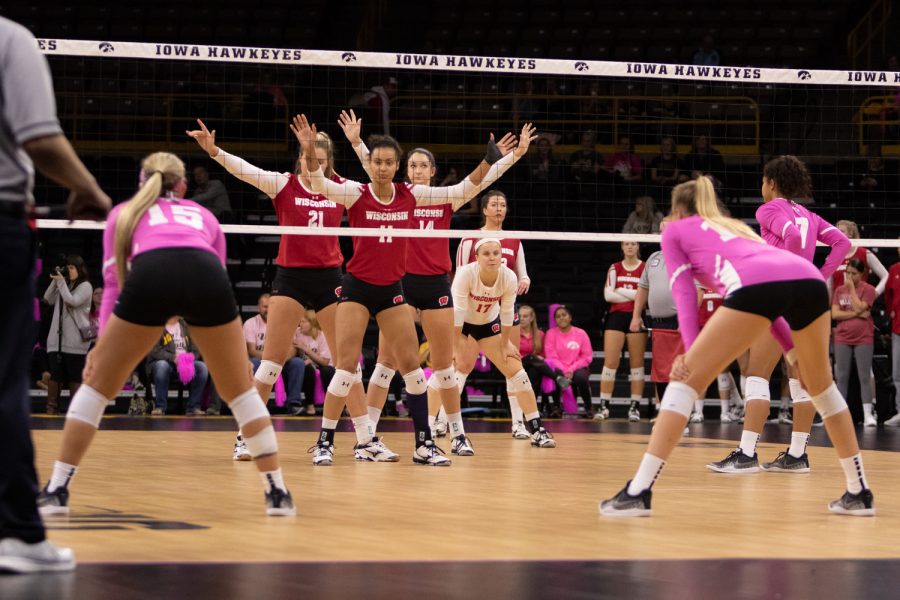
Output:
[
  {"xmin": 113, "ymin": 152, "xmax": 186, "ymax": 286},
  {"xmin": 672, "ymin": 176, "xmax": 764, "ymax": 243}
]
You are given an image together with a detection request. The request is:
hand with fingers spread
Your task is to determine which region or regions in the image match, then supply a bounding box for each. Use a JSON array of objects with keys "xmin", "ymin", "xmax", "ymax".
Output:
[
  {"xmin": 185, "ymin": 118, "xmax": 219, "ymax": 157},
  {"xmin": 484, "ymin": 132, "xmax": 517, "ymax": 165},
  {"xmin": 338, "ymin": 109, "xmax": 363, "ymax": 146},
  {"xmin": 513, "ymin": 123, "xmax": 538, "ymax": 158},
  {"xmin": 290, "ymin": 114, "xmax": 321, "ymax": 174}
]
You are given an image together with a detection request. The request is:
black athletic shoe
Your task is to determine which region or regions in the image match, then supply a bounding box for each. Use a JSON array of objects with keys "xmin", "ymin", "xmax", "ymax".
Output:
[
  {"xmin": 761, "ymin": 450, "xmax": 810, "ymax": 473},
  {"xmin": 828, "ymin": 488, "xmax": 875, "ymax": 516},
  {"xmin": 706, "ymin": 448, "xmax": 760, "ymax": 473},
  {"xmin": 37, "ymin": 485, "xmax": 69, "ymax": 516},
  {"xmin": 265, "ymin": 487, "xmax": 296, "ymax": 516},
  {"xmin": 599, "ymin": 482, "xmax": 652, "ymax": 517}
]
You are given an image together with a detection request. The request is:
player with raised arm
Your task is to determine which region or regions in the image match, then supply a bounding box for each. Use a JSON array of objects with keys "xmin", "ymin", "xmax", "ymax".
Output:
[
  {"xmin": 455, "ymin": 190, "xmax": 533, "ymax": 438},
  {"xmin": 707, "ymin": 156, "xmax": 851, "ymax": 474},
  {"xmin": 600, "ymin": 176, "xmax": 873, "ymax": 517},
  {"xmin": 337, "ymin": 109, "xmax": 518, "ymax": 457},
  {"xmin": 296, "ymin": 114, "xmax": 534, "ymax": 465},
  {"xmin": 453, "ymin": 239, "xmax": 556, "ymax": 447},
  {"xmin": 37, "ymin": 153, "xmax": 295, "ymax": 517},
  {"xmin": 187, "ymin": 119, "xmax": 385, "ymax": 466}
]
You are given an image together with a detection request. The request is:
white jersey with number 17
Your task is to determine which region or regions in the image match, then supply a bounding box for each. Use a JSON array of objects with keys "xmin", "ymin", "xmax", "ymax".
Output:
[{"xmin": 451, "ymin": 262, "xmax": 518, "ymax": 328}]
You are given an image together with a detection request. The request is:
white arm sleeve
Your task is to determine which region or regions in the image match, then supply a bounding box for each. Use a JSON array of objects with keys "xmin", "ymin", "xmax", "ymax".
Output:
[
  {"xmin": 514, "ymin": 245, "xmax": 530, "ymax": 282},
  {"xmin": 867, "ymin": 251, "xmax": 888, "ymax": 296},
  {"xmin": 212, "ymin": 150, "xmax": 288, "ymax": 199},
  {"xmin": 500, "ymin": 269, "xmax": 517, "ymax": 327},
  {"xmin": 411, "ymin": 152, "xmax": 518, "ymax": 208},
  {"xmin": 451, "ymin": 267, "xmax": 471, "ymax": 327},
  {"xmin": 353, "ymin": 142, "xmax": 374, "ymax": 180},
  {"xmin": 308, "ymin": 167, "xmax": 362, "ymax": 208},
  {"xmin": 604, "ymin": 267, "xmax": 630, "ymax": 303},
  {"xmin": 456, "ymin": 239, "xmax": 474, "ymax": 268},
  {"xmin": 616, "ymin": 287, "xmax": 638, "ymax": 301}
]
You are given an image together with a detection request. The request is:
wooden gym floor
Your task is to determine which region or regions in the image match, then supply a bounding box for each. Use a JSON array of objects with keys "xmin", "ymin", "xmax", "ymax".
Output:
[{"xmin": 4, "ymin": 417, "xmax": 900, "ymax": 599}]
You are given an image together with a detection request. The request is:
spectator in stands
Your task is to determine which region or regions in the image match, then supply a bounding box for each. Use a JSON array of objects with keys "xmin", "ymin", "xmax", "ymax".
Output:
[
  {"xmin": 578, "ymin": 81, "xmax": 612, "ymax": 124},
  {"xmin": 147, "ymin": 317, "xmax": 209, "ymax": 416},
  {"xmin": 352, "ymin": 76, "xmax": 397, "ymax": 136},
  {"xmin": 692, "ymin": 35, "xmax": 720, "ymax": 66},
  {"xmin": 622, "ymin": 196, "xmax": 663, "ymax": 234},
  {"xmin": 853, "ymin": 145, "xmax": 896, "ymax": 194},
  {"xmin": 527, "ymin": 136, "xmax": 564, "ymax": 183},
  {"xmin": 883, "ymin": 241, "xmax": 900, "ymax": 426},
  {"xmin": 242, "ymin": 72, "xmax": 288, "ymax": 139},
  {"xmin": 544, "ymin": 306, "xmax": 594, "ymax": 418},
  {"xmin": 42, "ymin": 255, "xmax": 92, "ymax": 415},
  {"xmin": 514, "ymin": 78, "xmax": 543, "ymax": 123},
  {"xmin": 649, "ymin": 136, "xmax": 686, "ymax": 193},
  {"xmin": 518, "ymin": 304, "xmax": 566, "ymax": 417},
  {"xmin": 190, "ymin": 165, "xmax": 232, "ymax": 220},
  {"xmin": 294, "ymin": 309, "xmax": 334, "ymax": 416},
  {"xmin": 243, "ymin": 293, "xmax": 306, "ymax": 415},
  {"xmin": 601, "ymin": 135, "xmax": 643, "ymax": 184},
  {"xmin": 569, "ymin": 131, "xmax": 602, "ymax": 182},
  {"xmin": 685, "ymin": 135, "xmax": 726, "ymax": 186},
  {"xmin": 832, "ymin": 258, "xmax": 878, "ymax": 426}
]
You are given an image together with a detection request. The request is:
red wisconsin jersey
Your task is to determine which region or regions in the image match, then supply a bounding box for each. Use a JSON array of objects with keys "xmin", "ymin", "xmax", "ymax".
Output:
[
  {"xmin": 407, "ymin": 203, "xmax": 454, "ymax": 275},
  {"xmin": 697, "ymin": 288, "xmax": 724, "ymax": 328},
  {"xmin": 832, "ymin": 247, "xmax": 870, "ymax": 289},
  {"xmin": 270, "ymin": 174, "xmax": 344, "ymax": 268},
  {"xmin": 346, "ymin": 182, "xmax": 416, "ymax": 285},
  {"xmin": 461, "ymin": 236, "xmax": 522, "ymax": 269},
  {"xmin": 609, "ymin": 261, "xmax": 645, "ymax": 313}
]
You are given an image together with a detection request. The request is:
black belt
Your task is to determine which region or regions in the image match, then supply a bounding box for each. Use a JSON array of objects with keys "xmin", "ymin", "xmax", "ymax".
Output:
[
  {"xmin": 650, "ymin": 316, "xmax": 678, "ymax": 329},
  {"xmin": 0, "ymin": 200, "xmax": 26, "ymax": 218}
]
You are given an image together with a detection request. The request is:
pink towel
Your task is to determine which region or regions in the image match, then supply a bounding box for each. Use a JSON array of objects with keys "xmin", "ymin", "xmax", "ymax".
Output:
[
  {"xmin": 313, "ymin": 369, "xmax": 325, "ymax": 406},
  {"xmin": 560, "ymin": 387, "xmax": 577, "ymax": 414},
  {"xmin": 274, "ymin": 375, "xmax": 286, "ymax": 407},
  {"xmin": 176, "ymin": 352, "xmax": 195, "ymax": 384}
]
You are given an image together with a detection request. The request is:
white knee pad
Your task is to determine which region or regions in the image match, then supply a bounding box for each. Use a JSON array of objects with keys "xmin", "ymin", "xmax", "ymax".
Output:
[
  {"xmin": 369, "ymin": 363, "xmax": 396, "ymax": 389},
  {"xmin": 811, "ymin": 382, "xmax": 848, "ymax": 418},
  {"xmin": 254, "ymin": 360, "xmax": 283, "ymax": 385},
  {"xmin": 629, "ymin": 367, "xmax": 645, "ymax": 382},
  {"xmin": 660, "ymin": 381, "xmax": 697, "ymax": 418},
  {"xmin": 243, "ymin": 425, "xmax": 278, "ymax": 458},
  {"xmin": 507, "ymin": 369, "xmax": 532, "ymax": 393},
  {"xmin": 354, "ymin": 363, "xmax": 363, "ymax": 384},
  {"xmin": 66, "ymin": 384, "xmax": 109, "ymax": 428},
  {"xmin": 788, "ymin": 378, "xmax": 811, "ymax": 403},
  {"xmin": 402, "ymin": 369, "xmax": 428, "ymax": 395},
  {"xmin": 601, "ymin": 366, "xmax": 616, "ymax": 382},
  {"xmin": 429, "ymin": 367, "xmax": 457, "ymax": 391},
  {"xmin": 456, "ymin": 371, "xmax": 469, "ymax": 393},
  {"xmin": 744, "ymin": 376, "xmax": 771, "ymax": 402},
  {"xmin": 229, "ymin": 388, "xmax": 270, "ymax": 429},
  {"xmin": 327, "ymin": 369, "xmax": 356, "ymax": 398},
  {"xmin": 717, "ymin": 373, "xmax": 732, "ymax": 392}
]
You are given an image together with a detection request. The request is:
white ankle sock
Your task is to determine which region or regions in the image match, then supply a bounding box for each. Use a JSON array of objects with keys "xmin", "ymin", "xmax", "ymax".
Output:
[
  {"xmin": 509, "ymin": 394, "xmax": 524, "ymax": 422},
  {"xmin": 260, "ymin": 468, "xmax": 286, "ymax": 492},
  {"xmin": 720, "ymin": 400, "xmax": 730, "ymax": 413},
  {"xmin": 321, "ymin": 417, "xmax": 338, "ymax": 430},
  {"xmin": 628, "ymin": 453, "xmax": 666, "ymax": 495},
  {"xmin": 367, "ymin": 407, "xmax": 382, "ymax": 430},
  {"xmin": 447, "ymin": 411, "xmax": 465, "ymax": 437},
  {"xmin": 694, "ymin": 399, "xmax": 704, "ymax": 414},
  {"xmin": 352, "ymin": 415, "xmax": 372, "ymax": 444},
  {"xmin": 428, "ymin": 414, "xmax": 436, "ymax": 428},
  {"xmin": 839, "ymin": 454, "xmax": 869, "ymax": 494},
  {"xmin": 788, "ymin": 432, "xmax": 810, "ymax": 458},
  {"xmin": 739, "ymin": 431, "xmax": 759, "ymax": 456},
  {"xmin": 48, "ymin": 461, "xmax": 77, "ymax": 492}
]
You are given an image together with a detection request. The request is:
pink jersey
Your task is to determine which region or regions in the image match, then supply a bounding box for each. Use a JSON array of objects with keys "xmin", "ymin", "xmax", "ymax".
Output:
[
  {"xmin": 756, "ymin": 198, "xmax": 850, "ymax": 279},
  {"xmin": 346, "ymin": 183, "xmax": 416, "ymax": 285},
  {"xmin": 407, "ymin": 203, "xmax": 454, "ymax": 275},
  {"xmin": 100, "ymin": 198, "xmax": 226, "ymax": 332},
  {"xmin": 662, "ymin": 215, "xmax": 822, "ymax": 350},
  {"xmin": 270, "ymin": 174, "xmax": 345, "ymax": 268}
]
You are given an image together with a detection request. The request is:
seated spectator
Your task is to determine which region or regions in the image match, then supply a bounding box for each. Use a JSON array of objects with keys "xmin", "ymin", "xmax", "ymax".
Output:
[
  {"xmin": 243, "ymin": 293, "xmax": 306, "ymax": 415},
  {"xmin": 148, "ymin": 317, "xmax": 209, "ymax": 416},
  {"xmin": 622, "ymin": 196, "xmax": 663, "ymax": 234},
  {"xmin": 601, "ymin": 135, "xmax": 643, "ymax": 183},
  {"xmin": 544, "ymin": 305, "xmax": 594, "ymax": 418},
  {"xmin": 648, "ymin": 136, "xmax": 686, "ymax": 192},
  {"xmin": 692, "ymin": 35, "xmax": 720, "ymax": 66},
  {"xmin": 569, "ymin": 131, "xmax": 602, "ymax": 183},
  {"xmin": 527, "ymin": 137, "xmax": 564, "ymax": 183},
  {"xmin": 685, "ymin": 135, "xmax": 726, "ymax": 186},
  {"xmin": 293, "ymin": 309, "xmax": 335, "ymax": 416},
  {"xmin": 852, "ymin": 146, "xmax": 896, "ymax": 194},
  {"xmin": 190, "ymin": 165, "xmax": 232, "ymax": 220},
  {"xmin": 519, "ymin": 304, "xmax": 566, "ymax": 417}
]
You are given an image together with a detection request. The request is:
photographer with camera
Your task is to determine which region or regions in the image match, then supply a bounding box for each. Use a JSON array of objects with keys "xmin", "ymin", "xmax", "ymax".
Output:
[{"xmin": 42, "ymin": 255, "xmax": 93, "ymax": 415}]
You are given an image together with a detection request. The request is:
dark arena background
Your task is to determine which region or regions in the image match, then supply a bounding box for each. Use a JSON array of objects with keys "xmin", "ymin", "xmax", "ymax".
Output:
[{"xmin": 4, "ymin": 0, "xmax": 900, "ymax": 598}]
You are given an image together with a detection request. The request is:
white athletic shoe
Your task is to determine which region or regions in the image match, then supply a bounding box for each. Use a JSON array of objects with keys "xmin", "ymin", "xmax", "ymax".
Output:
[
  {"xmin": 264, "ymin": 487, "xmax": 296, "ymax": 517},
  {"xmin": 0, "ymin": 539, "xmax": 75, "ymax": 573},
  {"xmin": 689, "ymin": 412, "xmax": 704, "ymax": 424},
  {"xmin": 627, "ymin": 405, "xmax": 641, "ymax": 422},
  {"xmin": 884, "ymin": 413, "xmax": 900, "ymax": 427},
  {"xmin": 720, "ymin": 412, "xmax": 735, "ymax": 424},
  {"xmin": 864, "ymin": 407, "xmax": 878, "ymax": 427},
  {"xmin": 412, "ymin": 440, "xmax": 452, "ymax": 466},
  {"xmin": 354, "ymin": 437, "xmax": 400, "ymax": 462},
  {"xmin": 511, "ymin": 421, "xmax": 531, "ymax": 439},
  {"xmin": 593, "ymin": 406, "xmax": 610, "ymax": 421},
  {"xmin": 232, "ymin": 435, "xmax": 252, "ymax": 461},
  {"xmin": 433, "ymin": 418, "xmax": 448, "ymax": 437},
  {"xmin": 451, "ymin": 434, "xmax": 476, "ymax": 456},
  {"xmin": 531, "ymin": 427, "xmax": 557, "ymax": 448},
  {"xmin": 308, "ymin": 441, "xmax": 335, "ymax": 466}
]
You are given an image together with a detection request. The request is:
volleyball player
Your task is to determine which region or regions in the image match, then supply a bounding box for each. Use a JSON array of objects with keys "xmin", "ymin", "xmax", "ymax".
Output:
[
  {"xmin": 456, "ymin": 190, "xmax": 532, "ymax": 438},
  {"xmin": 600, "ymin": 177, "xmax": 873, "ymax": 517},
  {"xmin": 832, "ymin": 219, "xmax": 888, "ymax": 297},
  {"xmin": 600, "ymin": 242, "xmax": 646, "ymax": 421},
  {"xmin": 707, "ymin": 156, "xmax": 851, "ymax": 474},
  {"xmin": 336, "ymin": 109, "xmax": 518, "ymax": 457},
  {"xmin": 453, "ymin": 239, "xmax": 555, "ymax": 447},
  {"xmin": 37, "ymin": 153, "xmax": 295, "ymax": 516},
  {"xmin": 296, "ymin": 114, "xmax": 534, "ymax": 465},
  {"xmin": 188, "ymin": 119, "xmax": 389, "ymax": 467},
  {"xmin": 690, "ymin": 287, "xmax": 739, "ymax": 423}
]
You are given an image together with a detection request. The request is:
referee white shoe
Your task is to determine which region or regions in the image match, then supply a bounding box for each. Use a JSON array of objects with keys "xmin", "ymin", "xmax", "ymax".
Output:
[{"xmin": 0, "ymin": 539, "xmax": 75, "ymax": 573}]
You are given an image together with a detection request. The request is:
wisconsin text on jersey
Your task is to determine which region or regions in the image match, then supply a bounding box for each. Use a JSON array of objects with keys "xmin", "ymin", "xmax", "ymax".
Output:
[
  {"xmin": 469, "ymin": 293, "xmax": 502, "ymax": 303},
  {"xmin": 365, "ymin": 211, "xmax": 409, "ymax": 221},
  {"xmin": 294, "ymin": 198, "xmax": 337, "ymax": 209},
  {"xmin": 414, "ymin": 208, "xmax": 446, "ymax": 218}
]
